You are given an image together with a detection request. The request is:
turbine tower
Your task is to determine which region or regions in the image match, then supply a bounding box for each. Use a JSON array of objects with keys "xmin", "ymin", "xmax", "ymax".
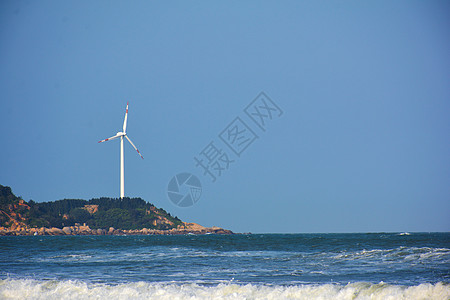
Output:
[{"xmin": 98, "ymin": 102, "xmax": 143, "ymax": 199}]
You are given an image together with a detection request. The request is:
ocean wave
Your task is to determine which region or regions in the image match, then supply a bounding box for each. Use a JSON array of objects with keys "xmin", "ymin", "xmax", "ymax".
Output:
[
  {"xmin": 0, "ymin": 279, "xmax": 449, "ymax": 300},
  {"xmin": 332, "ymin": 246, "xmax": 450, "ymax": 262},
  {"xmin": 36, "ymin": 246, "xmax": 449, "ymax": 264}
]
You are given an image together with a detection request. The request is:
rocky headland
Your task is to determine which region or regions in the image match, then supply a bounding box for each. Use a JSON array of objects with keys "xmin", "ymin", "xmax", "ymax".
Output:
[{"xmin": 0, "ymin": 184, "xmax": 233, "ymax": 236}]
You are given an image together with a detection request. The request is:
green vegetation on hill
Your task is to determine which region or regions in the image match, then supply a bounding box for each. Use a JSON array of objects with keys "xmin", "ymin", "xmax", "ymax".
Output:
[{"xmin": 0, "ymin": 185, "xmax": 183, "ymax": 230}]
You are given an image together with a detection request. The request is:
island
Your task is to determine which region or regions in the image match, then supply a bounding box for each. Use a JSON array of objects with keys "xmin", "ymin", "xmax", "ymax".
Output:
[{"xmin": 0, "ymin": 184, "xmax": 233, "ymax": 236}]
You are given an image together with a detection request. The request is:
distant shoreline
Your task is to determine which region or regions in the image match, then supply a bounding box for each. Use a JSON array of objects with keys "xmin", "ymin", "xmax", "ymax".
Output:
[{"xmin": 0, "ymin": 223, "xmax": 234, "ymax": 236}]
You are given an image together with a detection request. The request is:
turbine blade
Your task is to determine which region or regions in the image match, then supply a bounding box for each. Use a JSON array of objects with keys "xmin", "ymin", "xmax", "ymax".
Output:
[
  {"xmin": 125, "ymin": 135, "xmax": 144, "ymax": 159},
  {"xmin": 123, "ymin": 102, "xmax": 129, "ymax": 133},
  {"xmin": 98, "ymin": 134, "xmax": 121, "ymax": 143}
]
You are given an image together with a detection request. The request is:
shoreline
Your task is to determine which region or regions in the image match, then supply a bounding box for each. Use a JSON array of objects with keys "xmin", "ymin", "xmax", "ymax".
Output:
[{"xmin": 0, "ymin": 222, "xmax": 234, "ymax": 236}]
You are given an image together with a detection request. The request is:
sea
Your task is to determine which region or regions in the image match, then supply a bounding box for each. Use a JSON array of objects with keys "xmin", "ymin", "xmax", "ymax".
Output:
[{"xmin": 0, "ymin": 233, "xmax": 449, "ymax": 299}]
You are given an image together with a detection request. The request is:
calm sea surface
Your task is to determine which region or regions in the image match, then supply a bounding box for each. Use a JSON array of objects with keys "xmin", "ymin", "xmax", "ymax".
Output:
[{"xmin": 0, "ymin": 233, "xmax": 449, "ymax": 299}]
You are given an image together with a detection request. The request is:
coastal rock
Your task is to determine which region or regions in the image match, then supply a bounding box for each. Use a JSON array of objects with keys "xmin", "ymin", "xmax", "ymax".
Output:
[
  {"xmin": 48, "ymin": 227, "xmax": 64, "ymax": 235},
  {"xmin": 62, "ymin": 227, "xmax": 72, "ymax": 235},
  {"xmin": 183, "ymin": 222, "xmax": 207, "ymax": 231},
  {"xmin": 78, "ymin": 225, "xmax": 91, "ymax": 235},
  {"xmin": 0, "ymin": 223, "xmax": 234, "ymax": 236}
]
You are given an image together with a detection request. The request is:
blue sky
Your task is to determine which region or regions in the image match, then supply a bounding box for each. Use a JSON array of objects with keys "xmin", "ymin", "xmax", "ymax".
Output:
[{"xmin": 1, "ymin": 1, "xmax": 449, "ymax": 233}]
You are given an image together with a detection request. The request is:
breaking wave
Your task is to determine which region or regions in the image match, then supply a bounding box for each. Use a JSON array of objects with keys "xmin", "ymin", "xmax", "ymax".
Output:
[
  {"xmin": 331, "ymin": 246, "xmax": 450, "ymax": 262},
  {"xmin": 0, "ymin": 279, "xmax": 449, "ymax": 300}
]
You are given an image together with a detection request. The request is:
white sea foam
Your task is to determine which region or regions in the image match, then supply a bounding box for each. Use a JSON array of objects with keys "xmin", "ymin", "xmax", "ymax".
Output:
[{"xmin": 0, "ymin": 279, "xmax": 449, "ymax": 300}]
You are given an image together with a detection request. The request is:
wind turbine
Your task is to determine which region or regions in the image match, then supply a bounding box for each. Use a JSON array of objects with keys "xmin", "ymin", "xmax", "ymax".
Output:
[{"xmin": 98, "ymin": 102, "xmax": 143, "ymax": 199}]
